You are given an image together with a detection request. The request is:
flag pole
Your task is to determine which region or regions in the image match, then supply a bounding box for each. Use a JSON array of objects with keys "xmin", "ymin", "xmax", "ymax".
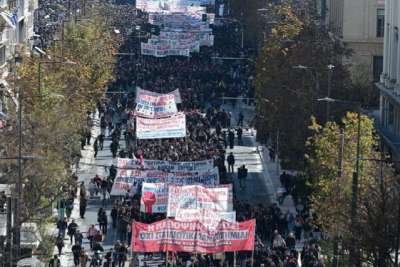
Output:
[
  {"xmin": 234, "ymin": 251, "xmax": 237, "ymax": 267},
  {"xmin": 165, "ymin": 250, "xmax": 169, "ymax": 267}
]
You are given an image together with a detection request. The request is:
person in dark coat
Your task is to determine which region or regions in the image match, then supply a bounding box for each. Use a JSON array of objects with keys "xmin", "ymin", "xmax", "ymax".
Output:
[
  {"xmin": 71, "ymin": 241, "xmax": 82, "ymax": 266},
  {"xmin": 79, "ymin": 197, "xmax": 87, "ymax": 219},
  {"xmin": 228, "ymin": 129, "xmax": 235, "ymax": 149},
  {"xmin": 67, "ymin": 219, "xmax": 78, "ymax": 244},
  {"xmin": 227, "ymin": 152, "xmax": 235, "ymax": 173}
]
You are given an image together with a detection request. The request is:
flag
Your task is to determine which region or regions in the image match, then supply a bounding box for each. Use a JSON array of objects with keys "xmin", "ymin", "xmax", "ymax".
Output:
[{"xmin": 0, "ymin": 10, "xmax": 17, "ymax": 28}]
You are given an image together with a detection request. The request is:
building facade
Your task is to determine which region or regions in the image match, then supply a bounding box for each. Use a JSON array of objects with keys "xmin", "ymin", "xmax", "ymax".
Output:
[
  {"xmin": 376, "ymin": 0, "xmax": 400, "ymax": 160},
  {"xmin": 0, "ymin": 0, "xmax": 38, "ymax": 118},
  {"xmin": 324, "ymin": 0, "xmax": 384, "ymax": 82}
]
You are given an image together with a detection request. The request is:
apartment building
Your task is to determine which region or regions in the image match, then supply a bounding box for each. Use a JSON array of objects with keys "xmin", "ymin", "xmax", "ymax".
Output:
[
  {"xmin": 376, "ymin": 0, "xmax": 400, "ymax": 161},
  {"xmin": 0, "ymin": 0, "xmax": 38, "ymax": 118},
  {"xmin": 324, "ymin": 0, "xmax": 384, "ymax": 82}
]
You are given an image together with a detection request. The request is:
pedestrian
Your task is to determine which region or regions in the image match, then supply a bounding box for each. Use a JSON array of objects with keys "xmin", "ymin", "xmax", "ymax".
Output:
[
  {"xmin": 237, "ymin": 127, "xmax": 243, "ymax": 145},
  {"xmin": 87, "ymin": 224, "xmax": 99, "ymax": 249},
  {"xmin": 228, "ymin": 129, "xmax": 235, "ymax": 149},
  {"xmin": 65, "ymin": 197, "xmax": 74, "ymax": 219},
  {"xmin": 79, "ymin": 196, "xmax": 87, "ymax": 219},
  {"xmin": 80, "ymin": 249, "xmax": 89, "ymax": 267},
  {"xmin": 110, "ymin": 140, "xmax": 119, "ymax": 158},
  {"xmin": 98, "ymin": 133, "xmax": 105, "ymax": 150},
  {"xmin": 67, "ymin": 219, "xmax": 78, "ymax": 244},
  {"xmin": 75, "ymin": 230, "xmax": 83, "ymax": 245},
  {"xmin": 49, "ymin": 255, "xmax": 61, "ymax": 267},
  {"xmin": 118, "ymin": 242, "xmax": 128, "ymax": 267},
  {"xmin": 56, "ymin": 235, "xmax": 64, "ymax": 256},
  {"xmin": 79, "ymin": 182, "xmax": 86, "ymax": 199},
  {"xmin": 111, "ymin": 205, "xmax": 118, "ymax": 229},
  {"xmin": 56, "ymin": 198, "xmax": 65, "ymax": 221},
  {"xmin": 227, "ymin": 152, "xmax": 235, "ymax": 173},
  {"xmin": 56, "ymin": 218, "xmax": 67, "ymax": 237},
  {"xmin": 99, "ymin": 210, "xmax": 108, "ymax": 235},
  {"xmin": 71, "ymin": 241, "xmax": 82, "ymax": 266},
  {"xmin": 85, "ymin": 128, "xmax": 92, "ymax": 146},
  {"xmin": 237, "ymin": 111, "xmax": 244, "ymax": 127},
  {"xmin": 93, "ymin": 138, "xmax": 99, "ymax": 158},
  {"xmin": 238, "ymin": 165, "xmax": 248, "ymax": 189}
]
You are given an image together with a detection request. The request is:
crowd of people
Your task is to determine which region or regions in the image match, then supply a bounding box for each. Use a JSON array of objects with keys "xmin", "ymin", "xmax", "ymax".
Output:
[{"xmin": 42, "ymin": 0, "xmax": 325, "ymax": 266}]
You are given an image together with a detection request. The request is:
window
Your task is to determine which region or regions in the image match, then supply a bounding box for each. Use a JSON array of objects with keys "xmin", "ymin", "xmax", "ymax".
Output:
[
  {"xmin": 373, "ymin": 56, "xmax": 383, "ymax": 82},
  {"xmin": 377, "ymin": 8, "xmax": 385, "ymax": 37}
]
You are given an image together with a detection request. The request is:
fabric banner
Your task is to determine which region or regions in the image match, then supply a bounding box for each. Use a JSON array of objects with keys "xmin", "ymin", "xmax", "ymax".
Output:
[
  {"xmin": 135, "ymin": 89, "xmax": 178, "ymax": 118},
  {"xmin": 140, "ymin": 183, "xmax": 169, "ymax": 214},
  {"xmin": 136, "ymin": 88, "xmax": 182, "ymax": 105},
  {"xmin": 117, "ymin": 158, "xmax": 214, "ymax": 172},
  {"xmin": 132, "ymin": 219, "xmax": 255, "ymax": 253},
  {"xmin": 167, "ymin": 184, "xmax": 232, "ymax": 217},
  {"xmin": 175, "ymin": 209, "xmax": 236, "ymax": 230},
  {"xmin": 110, "ymin": 167, "xmax": 219, "ymax": 196},
  {"xmin": 136, "ymin": 113, "xmax": 186, "ymax": 139},
  {"xmin": 141, "ymin": 42, "xmax": 190, "ymax": 57}
]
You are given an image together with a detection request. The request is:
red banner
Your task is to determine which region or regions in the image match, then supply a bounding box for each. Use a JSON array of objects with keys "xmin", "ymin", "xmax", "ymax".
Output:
[{"xmin": 132, "ymin": 219, "xmax": 255, "ymax": 253}]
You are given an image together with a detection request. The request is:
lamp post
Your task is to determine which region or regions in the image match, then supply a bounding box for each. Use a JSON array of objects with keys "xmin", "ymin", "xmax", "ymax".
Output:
[
  {"xmin": 293, "ymin": 64, "xmax": 335, "ymax": 121},
  {"xmin": 317, "ymin": 97, "xmax": 362, "ymax": 267}
]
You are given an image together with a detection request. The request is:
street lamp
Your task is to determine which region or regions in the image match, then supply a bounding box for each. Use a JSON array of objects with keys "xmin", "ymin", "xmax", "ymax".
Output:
[
  {"xmin": 317, "ymin": 97, "xmax": 361, "ymax": 267},
  {"xmin": 293, "ymin": 64, "xmax": 335, "ymax": 121}
]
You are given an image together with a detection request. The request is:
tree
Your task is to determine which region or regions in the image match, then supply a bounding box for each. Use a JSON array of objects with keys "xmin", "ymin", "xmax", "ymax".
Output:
[
  {"xmin": 0, "ymin": 6, "xmax": 119, "ymax": 226},
  {"xmin": 306, "ymin": 113, "xmax": 400, "ymax": 266},
  {"xmin": 253, "ymin": 2, "xmax": 353, "ymax": 169}
]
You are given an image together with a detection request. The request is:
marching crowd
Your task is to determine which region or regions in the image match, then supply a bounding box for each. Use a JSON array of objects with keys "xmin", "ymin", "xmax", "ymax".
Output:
[{"xmin": 42, "ymin": 1, "xmax": 325, "ymax": 266}]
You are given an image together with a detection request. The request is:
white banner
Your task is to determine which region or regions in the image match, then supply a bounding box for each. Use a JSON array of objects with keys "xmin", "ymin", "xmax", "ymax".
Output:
[
  {"xmin": 135, "ymin": 89, "xmax": 178, "ymax": 118},
  {"xmin": 175, "ymin": 209, "xmax": 236, "ymax": 230},
  {"xmin": 135, "ymin": 87, "xmax": 182, "ymax": 104},
  {"xmin": 117, "ymin": 158, "xmax": 214, "ymax": 172},
  {"xmin": 136, "ymin": 113, "xmax": 186, "ymax": 139},
  {"xmin": 167, "ymin": 184, "xmax": 233, "ymax": 217},
  {"xmin": 110, "ymin": 167, "xmax": 220, "ymax": 196}
]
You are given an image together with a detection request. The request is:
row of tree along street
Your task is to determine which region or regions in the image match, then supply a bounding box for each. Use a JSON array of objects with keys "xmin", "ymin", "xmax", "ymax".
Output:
[{"xmin": 252, "ymin": 1, "xmax": 400, "ymax": 266}]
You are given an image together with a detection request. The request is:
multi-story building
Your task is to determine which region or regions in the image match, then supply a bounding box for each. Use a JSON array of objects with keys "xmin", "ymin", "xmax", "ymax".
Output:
[
  {"xmin": 322, "ymin": 0, "xmax": 384, "ymax": 83},
  {"xmin": 0, "ymin": 0, "xmax": 38, "ymax": 118},
  {"xmin": 376, "ymin": 0, "xmax": 400, "ymax": 161}
]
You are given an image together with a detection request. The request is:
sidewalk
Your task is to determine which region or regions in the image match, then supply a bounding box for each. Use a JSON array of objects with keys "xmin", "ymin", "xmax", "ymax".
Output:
[{"xmin": 222, "ymin": 102, "xmax": 296, "ymax": 213}]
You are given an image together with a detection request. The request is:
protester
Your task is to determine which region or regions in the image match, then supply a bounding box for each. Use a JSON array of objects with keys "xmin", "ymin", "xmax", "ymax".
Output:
[
  {"xmin": 67, "ymin": 219, "xmax": 78, "ymax": 244},
  {"xmin": 227, "ymin": 152, "xmax": 235, "ymax": 173}
]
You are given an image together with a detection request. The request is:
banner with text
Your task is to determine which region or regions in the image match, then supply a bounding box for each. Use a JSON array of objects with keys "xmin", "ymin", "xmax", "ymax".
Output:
[
  {"xmin": 132, "ymin": 219, "xmax": 255, "ymax": 253},
  {"xmin": 136, "ymin": 88, "xmax": 182, "ymax": 104},
  {"xmin": 117, "ymin": 158, "xmax": 214, "ymax": 172},
  {"xmin": 110, "ymin": 167, "xmax": 219, "ymax": 196},
  {"xmin": 135, "ymin": 90, "xmax": 178, "ymax": 118},
  {"xmin": 136, "ymin": 113, "xmax": 186, "ymax": 139},
  {"xmin": 175, "ymin": 209, "xmax": 236, "ymax": 230},
  {"xmin": 167, "ymin": 184, "xmax": 232, "ymax": 217}
]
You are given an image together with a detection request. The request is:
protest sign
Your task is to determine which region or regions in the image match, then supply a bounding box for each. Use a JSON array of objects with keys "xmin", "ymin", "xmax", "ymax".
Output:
[
  {"xmin": 140, "ymin": 183, "xmax": 169, "ymax": 213},
  {"xmin": 167, "ymin": 184, "xmax": 232, "ymax": 217},
  {"xmin": 136, "ymin": 113, "xmax": 186, "ymax": 139},
  {"xmin": 135, "ymin": 87, "xmax": 178, "ymax": 118},
  {"xmin": 132, "ymin": 219, "xmax": 255, "ymax": 253},
  {"xmin": 110, "ymin": 169, "xmax": 169, "ymax": 196},
  {"xmin": 117, "ymin": 158, "xmax": 214, "ymax": 172},
  {"xmin": 175, "ymin": 209, "xmax": 236, "ymax": 230},
  {"xmin": 110, "ymin": 167, "xmax": 219, "ymax": 196},
  {"xmin": 136, "ymin": 88, "xmax": 182, "ymax": 104}
]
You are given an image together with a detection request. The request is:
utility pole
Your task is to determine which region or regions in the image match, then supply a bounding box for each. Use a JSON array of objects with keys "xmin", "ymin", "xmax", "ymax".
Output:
[
  {"xmin": 326, "ymin": 64, "xmax": 335, "ymax": 121},
  {"xmin": 349, "ymin": 106, "xmax": 361, "ymax": 267},
  {"xmin": 333, "ymin": 129, "xmax": 344, "ymax": 267}
]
